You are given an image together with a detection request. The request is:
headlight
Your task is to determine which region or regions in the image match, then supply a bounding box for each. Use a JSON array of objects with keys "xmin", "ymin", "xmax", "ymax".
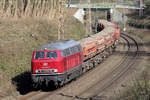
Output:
[
  {"xmin": 35, "ymin": 69, "xmax": 39, "ymax": 73},
  {"xmin": 52, "ymin": 69, "xmax": 58, "ymax": 73}
]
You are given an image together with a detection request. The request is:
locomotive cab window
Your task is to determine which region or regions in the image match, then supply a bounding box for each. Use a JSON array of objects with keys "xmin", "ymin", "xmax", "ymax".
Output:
[
  {"xmin": 47, "ymin": 52, "xmax": 57, "ymax": 59},
  {"xmin": 70, "ymin": 46, "xmax": 80, "ymax": 54},
  {"xmin": 35, "ymin": 52, "xmax": 45, "ymax": 59},
  {"xmin": 62, "ymin": 48, "xmax": 71, "ymax": 57}
]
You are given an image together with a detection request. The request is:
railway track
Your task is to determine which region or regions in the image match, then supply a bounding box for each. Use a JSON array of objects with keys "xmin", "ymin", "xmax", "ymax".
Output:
[
  {"xmin": 69, "ymin": 33, "xmax": 141, "ymax": 100},
  {"xmin": 16, "ymin": 33, "xmax": 144, "ymax": 100},
  {"xmin": 16, "ymin": 33, "xmax": 126, "ymax": 100}
]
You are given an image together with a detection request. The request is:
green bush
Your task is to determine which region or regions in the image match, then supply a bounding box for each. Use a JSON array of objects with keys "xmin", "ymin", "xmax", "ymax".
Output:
[{"xmin": 115, "ymin": 72, "xmax": 150, "ymax": 100}]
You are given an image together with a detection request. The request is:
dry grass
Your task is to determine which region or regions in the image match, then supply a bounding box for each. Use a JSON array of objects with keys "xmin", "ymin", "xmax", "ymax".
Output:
[
  {"xmin": 0, "ymin": 9, "xmax": 86, "ymax": 96},
  {"xmin": 126, "ymin": 26, "xmax": 150, "ymax": 43}
]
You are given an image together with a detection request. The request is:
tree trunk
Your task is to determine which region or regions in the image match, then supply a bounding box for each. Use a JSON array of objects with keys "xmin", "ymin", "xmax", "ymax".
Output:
[
  {"xmin": 14, "ymin": 0, "xmax": 19, "ymax": 18},
  {"xmin": 25, "ymin": 0, "xmax": 31, "ymax": 17},
  {"xmin": 0, "ymin": 0, "xmax": 3, "ymax": 17},
  {"xmin": 0, "ymin": 0, "xmax": 60, "ymax": 19},
  {"xmin": 5, "ymin": 0, "xmax": 13, "ymax": 17}
]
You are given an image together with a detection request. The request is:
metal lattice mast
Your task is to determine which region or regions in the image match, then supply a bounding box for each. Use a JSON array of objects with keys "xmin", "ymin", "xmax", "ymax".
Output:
[
  {"xmin": 139, "ymin": 0, "xmax": 143, "ymax": 17},
  {"xmin": 58, "ymin": 0, "xmax": 65, "ymax": 40},
  {"xmin": 85, "ymin": 0, "xmax": 92, "ymax": 35},
  {"xmin": 88, "ymin": 0, "xmax": 92, "ymax": 33}
]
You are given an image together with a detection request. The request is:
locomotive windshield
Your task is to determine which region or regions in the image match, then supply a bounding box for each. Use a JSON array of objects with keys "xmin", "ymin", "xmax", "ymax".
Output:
[
  {"xmin": 35, "ymin": 51, "xmax": 57, "ymax": 59},
  {"xmin": 47, "ymin": 52, "xmax": 57, "ymax": 59},
  {"xmin": 35, "ymin": 52, "xmax": 45, "ymax": 59}
]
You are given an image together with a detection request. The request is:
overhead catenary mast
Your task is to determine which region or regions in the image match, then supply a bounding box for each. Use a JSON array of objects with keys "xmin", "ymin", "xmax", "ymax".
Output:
[
  {"xmin": 139, "ymin": 0, "xmax": 143, "ymax": 17},
  {"xmin": 88, "ymin": 0, "xmax": 92, "ymax": 34},
  {"xmin": 85, "ymin": 0, "xmax": 92, "ymax": 35},
  {"xmin": 58, "ymin": 0, "xmax": 65, "ymax": 40}
]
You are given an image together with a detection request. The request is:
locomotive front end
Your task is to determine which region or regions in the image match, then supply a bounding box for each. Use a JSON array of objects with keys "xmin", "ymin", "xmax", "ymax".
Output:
[
  {"xmin": 31, "ymin": 50, "xmax": 64, "ymax": 86},
  {"xmin": 31, "ymin": 40, "xmax": 83, "ymax": 87}
]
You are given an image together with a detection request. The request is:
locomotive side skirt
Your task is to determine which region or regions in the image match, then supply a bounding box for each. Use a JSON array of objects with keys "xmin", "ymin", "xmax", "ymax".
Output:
[{"xmin": 32, "ymin": 65, "xmax": 82, "ymax": 85}]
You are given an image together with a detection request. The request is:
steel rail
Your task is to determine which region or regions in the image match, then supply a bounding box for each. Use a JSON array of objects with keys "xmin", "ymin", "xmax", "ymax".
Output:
[
  {"xmin": 69, "ymin": 33, "xmax": 139, "ymax": 100},
  {"xmin": 17, "ymin": 34, "xmax": 128, "ymax": 100},
  {"xmin": 33, "ymin": 34, "xmax": 128, "ymax": 100}
]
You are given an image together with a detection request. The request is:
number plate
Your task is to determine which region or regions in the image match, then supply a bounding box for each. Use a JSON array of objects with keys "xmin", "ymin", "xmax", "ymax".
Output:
[{"xmin": 40, "ymin": 69, "xmax": 53, "ymax": 74}]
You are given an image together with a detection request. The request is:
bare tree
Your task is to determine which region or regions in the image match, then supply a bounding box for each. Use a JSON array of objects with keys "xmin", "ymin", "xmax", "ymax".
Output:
[{"xmin": 0, "ymin": 0, "xmax": 60, "ymax": 19}]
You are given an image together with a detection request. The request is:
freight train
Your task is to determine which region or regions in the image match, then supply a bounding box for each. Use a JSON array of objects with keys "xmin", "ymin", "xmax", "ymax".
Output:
[{"xmin": 31, "ymin": 20, "xmax": 120, "ymax": 87}]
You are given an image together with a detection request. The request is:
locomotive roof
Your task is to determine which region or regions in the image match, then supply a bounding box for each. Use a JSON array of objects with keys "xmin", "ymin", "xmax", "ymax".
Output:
[{"xmin": 36, "ymin": 40, "xmax": 80, "ymax": 51}]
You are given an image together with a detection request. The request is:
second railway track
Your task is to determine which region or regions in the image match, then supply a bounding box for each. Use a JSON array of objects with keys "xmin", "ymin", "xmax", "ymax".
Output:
[{"xmin": 69, "ymin": 33, "xmax": 141, "ymax": 100}]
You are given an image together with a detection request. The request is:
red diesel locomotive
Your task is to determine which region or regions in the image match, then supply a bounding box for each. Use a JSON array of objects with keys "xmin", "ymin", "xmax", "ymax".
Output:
[
  {"xmin": 31, "ymin": 20, "xmax": 120, "ymax": 87},
  {"xmin": 32, "ymin": 40, "xmax": 83, "ymax": 86}
]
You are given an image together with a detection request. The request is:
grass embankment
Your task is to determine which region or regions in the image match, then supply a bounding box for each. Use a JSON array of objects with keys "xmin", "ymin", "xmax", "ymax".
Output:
[{"xmin": 0, "ymin": 9, "xmax": 86, "ymax": 96}]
